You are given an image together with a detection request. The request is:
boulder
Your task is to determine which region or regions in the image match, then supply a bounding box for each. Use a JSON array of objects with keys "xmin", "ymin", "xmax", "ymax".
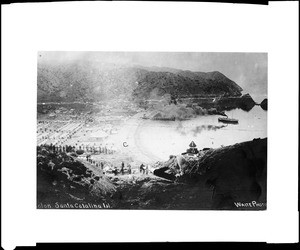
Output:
[
  {"xmin": 238, "ymin": 93, "xmax": 256, "ymax": 111},
  {"xmin": 260, "ymin": 98, "xmax": 268, "ymax": 110}
]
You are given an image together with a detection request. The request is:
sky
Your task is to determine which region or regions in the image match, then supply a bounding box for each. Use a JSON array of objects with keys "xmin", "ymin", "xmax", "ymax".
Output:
[{"xmin": 38, "ymin": 51, "xmax": 267, "ymax": 95}]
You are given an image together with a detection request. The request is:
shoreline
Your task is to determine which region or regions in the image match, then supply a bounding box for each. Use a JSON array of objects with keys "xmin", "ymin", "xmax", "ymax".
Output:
[{"xmin": 37, "ymin": 104, "xmax": 267, "ymax": 166}]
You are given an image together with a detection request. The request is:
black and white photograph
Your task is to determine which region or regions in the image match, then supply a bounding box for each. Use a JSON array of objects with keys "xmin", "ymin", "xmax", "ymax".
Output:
[
  {"xmin": 2, "ymin": 1, "xmax": 298, "ymax": 247},
  {"xmin": 37, "ymin": 52, "xmax": 267, "ymax": 210}
]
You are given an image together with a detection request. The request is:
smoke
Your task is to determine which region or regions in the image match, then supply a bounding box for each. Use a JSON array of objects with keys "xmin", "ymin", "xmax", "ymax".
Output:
[
  {"xmin": 191, "ymin": 125, "xmax": 227, "ymax": 136},
  {"xmin": 151, "ymin": 103, "xmax": 196, "ymax": 120},
  {"xmin": 149, "ymin": 91, "xmax": 197, "ymax": 120},
  {"xmin": 175, "ymin": 124, "xmax": 227, "ymax": 137}
]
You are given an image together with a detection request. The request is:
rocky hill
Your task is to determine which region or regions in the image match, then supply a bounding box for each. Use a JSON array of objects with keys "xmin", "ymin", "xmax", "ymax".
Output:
[
  {"xmin": 151, "ymin": 137, "xmax": 267, "ymax": 209},
  {"xmin": 260, "ymin": 98, "xmax": 268, "ymax": 110},
  {"xmin": 37, "ymin": 138, "xmax": 267, "ymax": 210},
  {"xmin": 103, "ymin": 138, "xmax": 267, "ymax": 210},
  {"xmin": 37, "ymin": 61, "xmax": 243, "ymax": 103}
]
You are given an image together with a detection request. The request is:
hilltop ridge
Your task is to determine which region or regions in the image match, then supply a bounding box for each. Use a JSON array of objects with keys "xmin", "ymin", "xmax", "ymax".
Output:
[{"xmin": 37, "ymin": 62, "xmax": 243, "ymax": 103}]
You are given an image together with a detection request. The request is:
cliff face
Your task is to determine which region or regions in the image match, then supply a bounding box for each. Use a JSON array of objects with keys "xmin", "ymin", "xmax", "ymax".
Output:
[{"xmin": 37, "ymin": 62, "xmax": 243, "ymax": 103}]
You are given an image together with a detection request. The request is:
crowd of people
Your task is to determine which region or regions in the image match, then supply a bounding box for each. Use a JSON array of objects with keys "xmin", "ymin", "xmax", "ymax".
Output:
[
  {"xmin": 85, "ymin": 157, "xmax": 151, "ymax": 177},
  {"xmin": 139, "ymin": 164, "xmax": 149, "ymax": 174}
]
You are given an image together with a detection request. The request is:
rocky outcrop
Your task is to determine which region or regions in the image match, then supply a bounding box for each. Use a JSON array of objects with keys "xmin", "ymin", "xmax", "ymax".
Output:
[
  {"xmin": 215, "ymin": 93, "xmax": 256, "ymax": 111},
  {"xmin": 224, "ymin": 93, "xmax": 256, "ymax": 111},
  {"xmin": 184, "ymin": 93, "xmax": 256, "ymax": 112},
  {"xmin": 260, "ymin": 98, "xmax": 268, "ymax": 110}
]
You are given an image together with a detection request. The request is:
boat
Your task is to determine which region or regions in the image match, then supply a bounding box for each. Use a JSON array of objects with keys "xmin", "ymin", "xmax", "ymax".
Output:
[
  {"xmin": 218, "ymin": 117, "xmax": 239, "ymax": 124},
  {"xmin": 153, "ymin": 117, "xmax": 176, "ymax": 121}
]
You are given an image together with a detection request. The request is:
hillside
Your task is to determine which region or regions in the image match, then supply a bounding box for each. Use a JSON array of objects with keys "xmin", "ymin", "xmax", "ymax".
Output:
[
  {"xmin": 103, "ymin": 138, "xmax": 267, "ymax": 210},
  {"xmin": 37, "ymin": 145, "xmax": 116, "ymax": 207},
  {"xmin": 37, "ymin": 62, "xmax": 243, "ymax": 103},
  {"xmin": 151, "ymin": 138, "xmax": 267, "ymax": 209},
  {"xmin": 37, "ymin": 138, "xmax": 267, "ymax": 210}
]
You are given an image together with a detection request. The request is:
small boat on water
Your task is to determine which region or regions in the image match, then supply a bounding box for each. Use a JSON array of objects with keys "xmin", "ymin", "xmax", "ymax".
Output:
[
  {"xmin": 153, "ymin": 117, "xmax": 176, "ymax": 121},
  {"xmin": 218, "ymin": 117, "xmax": 239, "ymax": 124}
]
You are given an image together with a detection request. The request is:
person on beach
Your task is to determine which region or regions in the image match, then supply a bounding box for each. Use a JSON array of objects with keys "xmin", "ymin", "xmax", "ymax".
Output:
[
  {"xmin": 145, "ymin": 165, "xmax": 149, "ymax": 175},
  {"xmin": 140, "ymin": 164, "xmax": 145, "ymax": 174},
  {"xmin": 127, "ymin": 164, "xmax": 132, "ymax": 174},
  {"xmin": 121, "ymin": 162, "xmax": 125, "ymax": 175}
]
